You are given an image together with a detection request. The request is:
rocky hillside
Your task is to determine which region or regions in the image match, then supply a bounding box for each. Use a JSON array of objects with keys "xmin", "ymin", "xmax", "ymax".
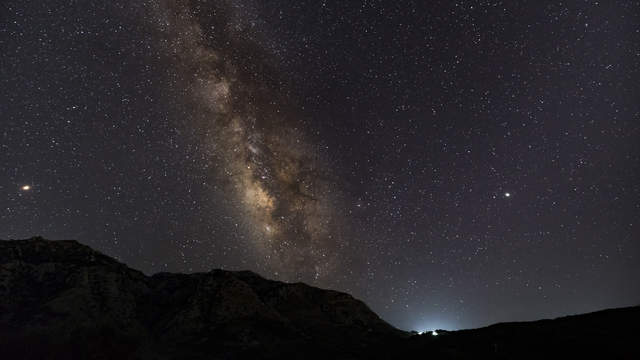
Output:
[{"xmin": 0, "ymin": 237, "xmax": 403, "ymax": 359}]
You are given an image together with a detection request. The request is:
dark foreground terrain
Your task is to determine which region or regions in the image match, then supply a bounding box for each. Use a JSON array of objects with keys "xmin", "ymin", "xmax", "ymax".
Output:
[{"xmin": 1, "ymin": 237, "xmax": 638, "ymax": 359}]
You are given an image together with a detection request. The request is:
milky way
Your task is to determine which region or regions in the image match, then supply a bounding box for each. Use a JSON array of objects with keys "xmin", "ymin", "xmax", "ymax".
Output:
[{"xmin": 148, "ymin": 0, "xmax": 344, "ymax": 282}]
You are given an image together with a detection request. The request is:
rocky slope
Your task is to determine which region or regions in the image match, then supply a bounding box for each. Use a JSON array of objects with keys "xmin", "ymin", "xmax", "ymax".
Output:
[{"xmin": 0, "ymin": 237, "xmax": 403, "ymax": 359}]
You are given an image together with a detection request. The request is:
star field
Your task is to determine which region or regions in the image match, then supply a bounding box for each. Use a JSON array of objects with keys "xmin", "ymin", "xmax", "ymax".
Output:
[{"xmin": 1, "ymin": 0, "xmax": 639, "ymax": 331}]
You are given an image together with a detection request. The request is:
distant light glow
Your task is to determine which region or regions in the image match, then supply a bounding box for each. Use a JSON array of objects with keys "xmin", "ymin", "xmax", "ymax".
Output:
[
  {"xmin": 504, "ymin": 192, "xmax": 511, "ymax": 197},
  {"xmin": 21, "ymin": 185, "xmax": 31, "ymax": 191},
  {"xmin": 417, "ymin": 329, "xmax": 440, "ymax": 336},
  {"xmin": 415, "ymin": 319, "xmax": 455, "ymax": 334}
]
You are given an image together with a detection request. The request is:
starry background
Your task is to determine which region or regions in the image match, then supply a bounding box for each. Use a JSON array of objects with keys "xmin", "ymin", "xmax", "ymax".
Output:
[{"xmin": 1, "ymin": 0, "xmax": 639, "ymax": 331}]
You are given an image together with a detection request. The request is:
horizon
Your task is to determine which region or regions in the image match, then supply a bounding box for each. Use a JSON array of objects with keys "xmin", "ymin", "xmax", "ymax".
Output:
[
  {"xmin": 2, "ymin": 0, "xmax": 639, "ymax": 331},
  {"xmin": 2, "ymin": 235, "xmax": 638, "ymax": 332}
]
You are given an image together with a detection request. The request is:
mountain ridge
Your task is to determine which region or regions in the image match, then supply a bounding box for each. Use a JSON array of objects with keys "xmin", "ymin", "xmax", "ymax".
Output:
[
  {"xmin": 0, "ymin": 237, "xmax": 403, "ymax": 359},
  {"xmin": 1, "ymin": 237, "xmax": 638, "ymax": 359}
]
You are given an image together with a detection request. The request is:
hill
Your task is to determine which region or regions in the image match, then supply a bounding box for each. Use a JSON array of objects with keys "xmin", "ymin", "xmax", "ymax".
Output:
[{"xmin": 1, "ymin": 237, "xmax": 638, "ymax": 359}]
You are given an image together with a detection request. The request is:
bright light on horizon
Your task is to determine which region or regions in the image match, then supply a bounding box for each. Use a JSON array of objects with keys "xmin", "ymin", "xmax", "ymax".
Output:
[{"xmin": 414, "ymin": 319, "xmax": 456, "ymax": 334}]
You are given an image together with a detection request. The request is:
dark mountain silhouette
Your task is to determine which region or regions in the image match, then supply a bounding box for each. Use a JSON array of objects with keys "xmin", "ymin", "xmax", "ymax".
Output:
[
  {"xmin": 0, "ymin": 237, "xmax": 403, "ymax": 359},
  {"xmin": 1, "ymin": 237, "xmax": 638, "ymax": 359}
]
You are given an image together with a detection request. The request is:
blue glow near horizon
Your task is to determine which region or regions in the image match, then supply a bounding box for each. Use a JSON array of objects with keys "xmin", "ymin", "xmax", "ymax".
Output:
[{"xmin": 414, "ymin": 320, "xmax": 456, "ymax": 333}]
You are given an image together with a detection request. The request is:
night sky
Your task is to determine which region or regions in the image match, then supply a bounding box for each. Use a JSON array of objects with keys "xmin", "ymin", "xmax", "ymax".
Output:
[{"xmin": 2, "ymin": 0, "xmax": 639, "ymax": 331}]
